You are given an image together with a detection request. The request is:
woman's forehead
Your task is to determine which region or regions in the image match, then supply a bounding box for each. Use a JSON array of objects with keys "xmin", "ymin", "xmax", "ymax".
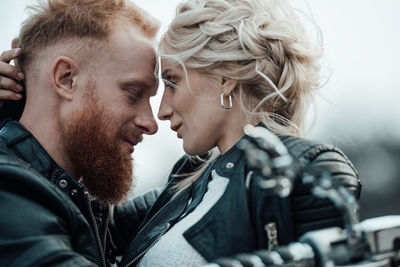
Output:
[{"xmin": 161, "ymin": 63, "xmax": 185, "ymax": 77}]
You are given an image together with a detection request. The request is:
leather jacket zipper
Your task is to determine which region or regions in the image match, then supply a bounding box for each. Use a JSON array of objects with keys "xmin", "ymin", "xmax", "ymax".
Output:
[
  {"xmin": 124, "ymin": 186, "xmax": 192, "ymax": 266},
  {"xmin": 86, "ymin": 193, "xmax": 107, "ymax": 267},
  {"xmin": 124, "ymin": 222, "xmax": 171, "ymax": 267},
  {"xmin": 102, "ymin": 209, "xmax": 110, "ymax": 258}
]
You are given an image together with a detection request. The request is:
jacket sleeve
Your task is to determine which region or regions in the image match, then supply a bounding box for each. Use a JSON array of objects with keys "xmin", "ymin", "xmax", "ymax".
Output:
[
  {"xmin": 290, "ymin": 142, "xmax": 361, "ymax": 239},
  {"xmin": 109, "ymin": 154, "xmax": 195, "ymax": 255},
  {"xmin": 110, "ymin": 188, "xmax": 162, "ymax": 255},
  {"xmin": 0, "ymin": 157, "xmax": 98, "ymax": 267}
]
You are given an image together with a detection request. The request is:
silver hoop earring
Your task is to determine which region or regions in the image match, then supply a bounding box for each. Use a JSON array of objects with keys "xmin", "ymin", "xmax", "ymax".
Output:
[{"xmin": 220, "ymin": 93, "xmax": 232, "ymax": 109}]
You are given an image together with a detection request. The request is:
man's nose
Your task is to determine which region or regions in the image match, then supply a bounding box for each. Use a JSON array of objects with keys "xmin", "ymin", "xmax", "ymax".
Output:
[
  {"xmin": 138, "ymin": 117, "xmax": 158, "ymax": 135},
  {"xmin": 136, "ymin": 106, "xmax": 158, "ymax": 135}
]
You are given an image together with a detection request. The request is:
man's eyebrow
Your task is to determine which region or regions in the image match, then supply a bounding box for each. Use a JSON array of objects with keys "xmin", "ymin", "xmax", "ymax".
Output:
[
  {"xmin": 120, "ymin": 81, "xmax": 150, "ymax": 89},
  {"xmin": 120, "ymin": 80, "xmax": 158, "ymax": 96}
]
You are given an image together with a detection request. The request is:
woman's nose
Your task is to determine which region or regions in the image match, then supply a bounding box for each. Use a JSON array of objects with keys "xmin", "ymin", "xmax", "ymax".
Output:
[{"xmin": 158, "ymin": 92, "xmax": 172, "ymax": 121}]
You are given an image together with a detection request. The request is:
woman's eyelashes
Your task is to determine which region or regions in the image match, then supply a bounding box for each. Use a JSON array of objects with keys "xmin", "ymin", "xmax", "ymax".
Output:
[
  {"xmin": 164, "ymin": 80, "xmax": 176, "ymax": 91},
  {"xmin": 163, "ymin": 76, "xmax": 178, "ymax": 92}
]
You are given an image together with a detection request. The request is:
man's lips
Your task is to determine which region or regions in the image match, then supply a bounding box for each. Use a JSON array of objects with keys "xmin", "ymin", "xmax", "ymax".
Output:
[{"xmin": 122, "ymin": 136, "xmax": 141, "ymax": 153}]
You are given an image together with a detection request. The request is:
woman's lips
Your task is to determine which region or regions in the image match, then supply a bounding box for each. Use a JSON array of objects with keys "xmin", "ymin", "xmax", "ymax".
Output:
[
  {"xmin": 177, "ymin": 125, "xmax": 182, "ymax": 138},
  {"xmin": 171, "ymin": 124, "xmax": 182, "ymax": 138}
]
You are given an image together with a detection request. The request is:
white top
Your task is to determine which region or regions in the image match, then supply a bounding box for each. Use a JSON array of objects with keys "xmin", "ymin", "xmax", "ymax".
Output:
[{"xmin": 137, "ymin": 169, "xmax": 229, "ymax": 267}]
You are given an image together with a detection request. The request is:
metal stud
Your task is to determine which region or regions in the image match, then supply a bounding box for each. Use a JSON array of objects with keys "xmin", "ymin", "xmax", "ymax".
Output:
[
  {"xmin": 71, "ymin": 189, "xmax": 78, "ymax": 197},
  {"xmin": 226, "ymin": 162, "xmax": 234, "ymax": 169},
  {"xmin": 58, "ymin": 179, "xmax": 68, "ymax": 189}
]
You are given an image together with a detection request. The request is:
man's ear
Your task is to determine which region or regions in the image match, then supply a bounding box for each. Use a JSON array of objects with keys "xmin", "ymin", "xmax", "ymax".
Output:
[
  {"xmin": 52, "ymin": 56, "xmax": 78, "ymax": 101},
  {"xmin": 221, "ymin": 77, "xmax": 237, "ymax": 96}
]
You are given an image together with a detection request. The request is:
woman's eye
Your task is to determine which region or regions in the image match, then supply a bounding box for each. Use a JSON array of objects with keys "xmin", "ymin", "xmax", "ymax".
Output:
[
  {"xmin": 164, "ymin": 80, "xmax": 176, "ymax": 91},
  {"xmin": 163, "ymin": 76, "xmax": 178, "ymax": 92}
]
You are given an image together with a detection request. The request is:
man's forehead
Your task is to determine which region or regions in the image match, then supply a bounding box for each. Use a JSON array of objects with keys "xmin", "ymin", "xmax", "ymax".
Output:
[
  {"xmin": 108, "ymin": 27, "xmax": 157, "ymax": 69},
  {"xmin": 108, "ymin": 20, "xmax": 156, "ymax": 51},
  {"xmin": 106, "ymin": 24, "xmax": 157, "ymax": 72}
]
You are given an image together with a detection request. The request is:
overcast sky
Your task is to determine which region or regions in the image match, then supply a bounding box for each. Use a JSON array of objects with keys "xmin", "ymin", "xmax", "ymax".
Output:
[{"xmin": 1, "ymin": 0, "xmax": 399, "ymax": 194}]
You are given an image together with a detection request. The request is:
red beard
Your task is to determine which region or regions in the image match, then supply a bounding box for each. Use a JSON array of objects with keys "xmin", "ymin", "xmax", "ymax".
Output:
[{"xmin": 61, "ymin": 90, "xmax": 141, "ymax": 206}]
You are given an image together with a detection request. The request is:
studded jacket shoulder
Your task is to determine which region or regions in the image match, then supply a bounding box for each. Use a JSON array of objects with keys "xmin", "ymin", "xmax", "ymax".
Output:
[{"xmin": 121, "ymin": 133, "xmax": 361, "ymax": 264}]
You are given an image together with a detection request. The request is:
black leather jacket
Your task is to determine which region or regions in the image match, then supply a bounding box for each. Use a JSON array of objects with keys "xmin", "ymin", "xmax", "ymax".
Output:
[
  {"xmin": 0, "ymin": 120, "xmax": 159, "ymax": 267},
  {"xmin": 121, "ymin": 133, "xmax": 361, "ymax": 266}
]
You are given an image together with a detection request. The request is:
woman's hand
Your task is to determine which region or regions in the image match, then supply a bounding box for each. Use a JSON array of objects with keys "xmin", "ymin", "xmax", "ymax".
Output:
[{"xmin": 0, "ymin": 39, "xmax": 25, "ymax": 108}]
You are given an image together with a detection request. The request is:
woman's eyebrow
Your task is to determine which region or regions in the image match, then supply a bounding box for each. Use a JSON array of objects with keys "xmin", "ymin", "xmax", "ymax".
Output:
[{"xmin": 161, "ymin": 69, "xmax": 173, "ymax": 79}]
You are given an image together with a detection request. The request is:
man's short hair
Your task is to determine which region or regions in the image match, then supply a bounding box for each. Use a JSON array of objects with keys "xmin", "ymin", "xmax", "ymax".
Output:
[{"xmin": 18, "ymin": 0, "xmax": 160, "ymax": 73}]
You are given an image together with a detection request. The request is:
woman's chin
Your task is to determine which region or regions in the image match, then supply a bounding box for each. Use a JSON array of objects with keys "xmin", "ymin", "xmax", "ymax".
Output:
[
  {"xmin": 183, "ymin": 142, "xmax": 210, "ymax": 157},
  {"xmin": 183, "ymin": 147, "xmax": 196, "ymax": 156}
]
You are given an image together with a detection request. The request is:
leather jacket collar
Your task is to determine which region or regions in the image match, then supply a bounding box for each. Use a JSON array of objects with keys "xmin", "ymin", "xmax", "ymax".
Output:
[
  {"xmin": 0, "ymin": 119, "xmax": 87, "ymax": 209},
  {"xmin": 214, "ymin": 135, "xmax": 247, "ymax": 178},
  {"xmin": 121, "ymin": 135, "xmax": 250, "ymax": 265}
]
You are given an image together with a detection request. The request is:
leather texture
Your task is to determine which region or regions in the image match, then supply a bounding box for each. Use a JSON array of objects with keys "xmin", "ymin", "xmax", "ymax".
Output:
[
  {"xmin": 0, "ymin": 154, "xmax": 100, "ymax": 266},
  {"xmin": 121, "ymin": 132, "xmax": 361, "ymax": 264},
  {"xmin": 0, "ymin": 120, "xmax": 159, "ymax": 266},
  {"xmin": 281, "ymin": 135, "xmax": 360, "ymax": 198},
  {"xmin": 0, "ymin": 119, "xmax": 361, "ymax": 266},
  {"xmin": 110, "ymin": 188, "xmax": 162, "ymax": 255}
]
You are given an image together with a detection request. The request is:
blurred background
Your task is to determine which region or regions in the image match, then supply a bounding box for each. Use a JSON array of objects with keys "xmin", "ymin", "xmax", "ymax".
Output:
[{"xmin": 1, "ymin": 0, "xmax": 399, "ymax": 220}]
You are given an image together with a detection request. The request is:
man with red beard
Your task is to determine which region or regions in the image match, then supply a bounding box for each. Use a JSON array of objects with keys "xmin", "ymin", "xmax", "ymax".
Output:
[
  {"xmin": 61, "ymin": 83, "xmax": 143, "ymax": 206},
  {"xmin": 0, "ymin": 0, "xmax": 161, "ymax": 266}
]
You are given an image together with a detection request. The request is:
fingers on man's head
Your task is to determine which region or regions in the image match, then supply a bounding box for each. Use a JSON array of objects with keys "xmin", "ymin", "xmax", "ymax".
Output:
[
  {"xmin": 0, "ymin": 48, "xmax": 22, "ymax": 64},
  {"xmin": 0, "ymin": 52, "xmax": 25, "ymax": 94},
  {"xmin": 0, "ymin": 74, "xmax": 23, "ymax": 93},
  {"xmin": 0, "ymin": 50, "xmax": 25, "ymax": 82},
  {"xmin": 0, "ymin": 87, "xmax": 22, "ymax": 101},
  {"xmin": 11, "ymin": 38, "xmax": 19, "ymax": 49},
  {"xmin": 0, "ymin": 40, "xmax": 24, "ymax": 102}
]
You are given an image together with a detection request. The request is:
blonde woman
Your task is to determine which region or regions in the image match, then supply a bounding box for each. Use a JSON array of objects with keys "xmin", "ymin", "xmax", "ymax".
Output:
[
  {"xmin": 0, "ymin": 0, "xmax": 360, "ymax": 266},
  {"xmin": 121, "ymin": 0, "xmax": 360, "ymax": 266}
]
